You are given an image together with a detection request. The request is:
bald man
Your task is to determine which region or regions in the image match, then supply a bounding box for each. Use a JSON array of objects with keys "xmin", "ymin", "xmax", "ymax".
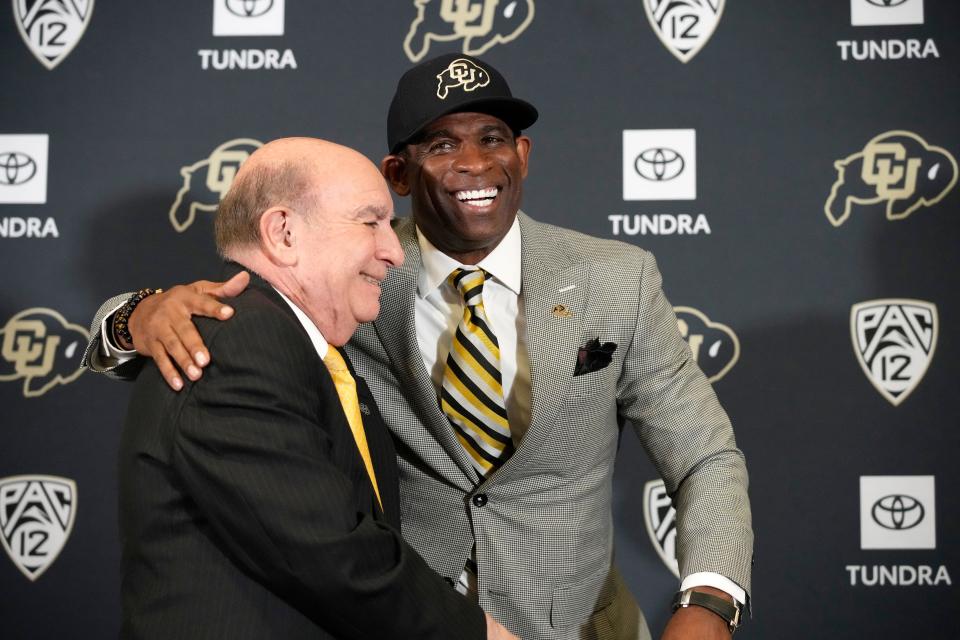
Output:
[{"xmin": 116, "ymin": 138, "xmax": 514, "ymax": 639}]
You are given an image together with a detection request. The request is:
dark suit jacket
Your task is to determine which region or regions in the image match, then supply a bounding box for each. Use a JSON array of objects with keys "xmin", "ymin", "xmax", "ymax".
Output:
[{"xmin": 119, "ymin": 264, "xmax": 484, "ymax": 639}]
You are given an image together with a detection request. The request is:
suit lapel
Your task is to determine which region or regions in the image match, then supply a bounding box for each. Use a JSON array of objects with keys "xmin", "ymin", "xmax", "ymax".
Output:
[
  {"xmin": 488, "ymin": 214, "xmax": 590, "ymax": 484},
  {"xmin": 372, "ymin": 219, "xmax": 477, "ymax": 490}
]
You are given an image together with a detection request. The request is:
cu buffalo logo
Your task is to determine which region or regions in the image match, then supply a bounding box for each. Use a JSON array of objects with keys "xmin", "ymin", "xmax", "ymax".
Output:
[
  {"xmin": 404, "ymin": 0, "xmax": 534, "ymax": 63},
  {"xmin": 435, "ymin": 58, "xmax": 490, "ymax": 99},
  {"xmin": 0, "ymin": 475, "xmax": 76, "ymax": 581},
  {"xmin": 851, "ymin": 299, "xmax": 937, "ymax": 406},
  {"xmin": 168, "ymin": 138, "xmax": 263, "ymax": 232},
  {"xmin": 225, "ymin": 0, "xmax": 274, "ymax": 17},
  {"xmin": 0, "ymin": 152, "xmax": 38, "ymax": 186},
  {"xmin": 872, "ymin": 494, "xmax": 924, "ymax": 530},
  {"xmin": 635, "ymin": 147, "xmax": 685, "ymax": 181},
  {"xmin": 0, "ymin": 308, "xmax": 88, "ymax": 398},
  {"xmin": 674, "ymin": 306, "xmax": 740, "ymax": 383},
  {"xmin": 825, "ymin": 131, "xmax": 957, "ymax": 227}
]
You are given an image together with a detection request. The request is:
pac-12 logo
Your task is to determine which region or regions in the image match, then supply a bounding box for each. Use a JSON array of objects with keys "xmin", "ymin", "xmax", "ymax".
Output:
[
  {"xmin": 674, "ymin": 307, "xmax": 740, "ymax": 383},
  {"xmin": 0, "ymin": 475, "xmax": 77, "ymax": 581},
  {"xmin": 644, "ymin": 0, "xmax": 724, "ymax": 63},
  {"xmin": 850, "ymin": 299, "xmax": 937, "ymax": 406},
  {"xmin": 169, "ymin": 138, "xmax": 263, "ymax": 232},
  {"xmin": 643, "ymin": 479, "xmax": 680, "ymax": 578},
  {"xmin": 404, "ymin": 0, "xmax": 534, "ymax": 63},
  {"xmin": 0, "ymin": 308, "xmax": 87, "ymax": 398},
  {"xmin": 825, "ymin": 131, "xmax": 957, "ymax": 227},
  {"xmin": 14, "ymin": 0, "xmax": 94, "ymax": 70}
]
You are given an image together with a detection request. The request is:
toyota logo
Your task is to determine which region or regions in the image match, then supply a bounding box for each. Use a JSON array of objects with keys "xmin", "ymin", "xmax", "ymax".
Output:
[
  {"xmin": 0, "ymin": 152, "xmax": 37, "ymax": 186},
  {"xmin": 225, "ymin": 0, "xmax": 274, "ymax": 18},
  {"xmin": 871, "ymin": 494, "xmax": 925, "ymax": 530},
  {"xmin": 634, "ymin": 147, "xmax": 685, "ymax": 182}
]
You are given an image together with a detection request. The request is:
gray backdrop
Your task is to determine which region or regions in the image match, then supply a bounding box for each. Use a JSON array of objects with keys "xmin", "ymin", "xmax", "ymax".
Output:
[{"xmin": 2, "ymin": 1, "xmax": 957, "ymax": 637}]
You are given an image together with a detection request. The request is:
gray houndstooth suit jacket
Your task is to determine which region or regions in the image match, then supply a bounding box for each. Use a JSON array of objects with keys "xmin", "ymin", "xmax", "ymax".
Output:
[
  {"xmin": 83, "ymin": 212, "xmax": 752, "ymax": 640},
  {"xmin": 345, "ymin": 213, "xmax": 753, "ymax": 640}
]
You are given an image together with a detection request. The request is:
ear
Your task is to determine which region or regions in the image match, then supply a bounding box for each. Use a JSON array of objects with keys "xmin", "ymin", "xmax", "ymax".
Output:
[
  {"xmin": 380, "ymin": 154, "xmax": 411, "ymax": 196},
  {"xmin": 258, "ymin": 206, "xmax": 297, "ymax": 266},
  {"xmin": 515, "ymin": 135, "xmax": 532, "ymax": 180}
]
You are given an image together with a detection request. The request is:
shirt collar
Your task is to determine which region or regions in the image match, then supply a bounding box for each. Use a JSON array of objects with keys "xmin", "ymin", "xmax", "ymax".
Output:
[
  {"xmin": 273, "ymin": 287, "xmax": 329, "ymax": 358},
  {"xmin": 416, "ymin": 216, "xmax": 522, "ymax": 298}
]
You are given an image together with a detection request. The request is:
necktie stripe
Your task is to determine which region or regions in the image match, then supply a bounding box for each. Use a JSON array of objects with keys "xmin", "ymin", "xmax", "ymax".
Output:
[
  {"xmin": 453, "ymin": 431, "xmax": 495, "ymax": 474},
  {"xmin": 463, "ymin": 309, "xmax": 499, "ymax": 350},
  {"xmin": 447, "ymin": 413, "xmax": 512, "ymax": 464},
  {"xmin": 442, "ymin": 360, "xmax": 510, "ymax": 424},
  {"xmin": 441, "ymin": 389, "xmax": 513, "ymax": 445},
  {"xmin": 450, "ymin": 338, "xmax": 504, "ymax": 395}
]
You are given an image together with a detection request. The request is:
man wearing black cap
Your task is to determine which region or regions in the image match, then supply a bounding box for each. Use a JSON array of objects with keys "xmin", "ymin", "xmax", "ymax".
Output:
[{"xmin": 84, "ymin": 54, "xmax": 752, "ymax": 640}]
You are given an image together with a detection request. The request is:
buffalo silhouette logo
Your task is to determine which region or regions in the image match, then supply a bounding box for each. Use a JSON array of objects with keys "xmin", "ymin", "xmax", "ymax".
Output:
[
  {"xmin": 404, "ymin": 0, "xmax": 534, "ymax": 63},
  {"xmin": 0, "ymin": 308, "xmax": 87, "ymax": 398},
  {"xmin": 436, "ymin": 58, "xmax": 490, "ymax": 99},
  {"xmin": 168, "ymin": 138, "xmax": 263, "ymax": 232},
  {"xmin": 825, "ymin": 131, "xmax": 957, "ymax": 227},
  {"xmin": 674, "ymin": 306, "xmax": 740, "ymax": 383}
]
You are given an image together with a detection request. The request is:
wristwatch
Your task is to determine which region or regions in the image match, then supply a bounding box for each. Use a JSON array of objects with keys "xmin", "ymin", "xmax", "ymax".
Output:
[{"xmin": 671, "ymin": 588, "xmax": 742, "ymax": 633}]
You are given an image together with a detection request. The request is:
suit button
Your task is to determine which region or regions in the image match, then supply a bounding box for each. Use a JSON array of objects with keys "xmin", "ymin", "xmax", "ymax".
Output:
[{"xmin": 472, "ymin": 493, "xmax": 488, "ymax": 507}]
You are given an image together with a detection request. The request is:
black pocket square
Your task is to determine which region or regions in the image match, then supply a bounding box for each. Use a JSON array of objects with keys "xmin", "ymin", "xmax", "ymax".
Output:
[{"xmin": 574, "ymin": 338, "xmax": 617, "ymax": 376}]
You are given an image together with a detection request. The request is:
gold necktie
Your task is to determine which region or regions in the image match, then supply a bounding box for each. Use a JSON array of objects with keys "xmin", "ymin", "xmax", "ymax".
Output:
[
  {"xmin": 323, "ymin": 347, "xmax": 382, "ymax": 510},
  {"xmin": 440, "ymin": 268, "xmax": 514, "ymax": 480}
]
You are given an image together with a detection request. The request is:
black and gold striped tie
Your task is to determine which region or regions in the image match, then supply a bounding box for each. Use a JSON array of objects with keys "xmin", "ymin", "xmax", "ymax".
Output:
[{"xmin": 440, "ymin": 267, "xmax": 513, "ymax": 480}]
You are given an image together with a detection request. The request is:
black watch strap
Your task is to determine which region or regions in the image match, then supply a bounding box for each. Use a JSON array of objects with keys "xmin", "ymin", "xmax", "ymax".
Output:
[{"xmin": 672, "ymin": 588, "xmax": 741, "ymax": 632}]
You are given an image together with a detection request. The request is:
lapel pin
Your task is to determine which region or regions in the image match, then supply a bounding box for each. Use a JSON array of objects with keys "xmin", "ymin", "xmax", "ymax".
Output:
[
  {"xmin": 358, "ymin": 403, "xmax": 371, "ymax": 416},
  {"xmin": 552, "ymin": 304, "xmax": 573, "ymax": 318}
]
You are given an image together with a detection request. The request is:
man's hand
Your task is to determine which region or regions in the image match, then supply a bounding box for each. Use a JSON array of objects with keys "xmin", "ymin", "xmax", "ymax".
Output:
[
  {"xmin": 661, "ymin": 587, "xmax": 734, "ymax": 640},
  {"xmin": 485, "ymin": 612, "xmax": 520, "ymax": 640},
  {"xmin": 126, "ymin": 271, "xmax": 249, "ymax": 390}
]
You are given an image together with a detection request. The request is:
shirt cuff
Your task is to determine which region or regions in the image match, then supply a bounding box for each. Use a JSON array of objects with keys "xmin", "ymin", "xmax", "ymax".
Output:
[
  {"xmin": 680, "ymin": 572, "xmax": 746, "ymax": 605},
  {"xmin": 100, "ymin": 301, "xmax": 138, "ymax": 361}
]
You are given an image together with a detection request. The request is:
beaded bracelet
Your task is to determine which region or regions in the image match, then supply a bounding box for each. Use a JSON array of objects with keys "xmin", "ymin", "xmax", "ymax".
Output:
[{"xmin": 112, "ymin": 288, "xmax": 162, "ymax": 349}]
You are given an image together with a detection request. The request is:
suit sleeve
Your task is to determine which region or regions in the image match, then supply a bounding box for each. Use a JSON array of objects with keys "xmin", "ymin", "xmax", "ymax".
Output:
[
  {"xmin": 82, "ymin": 292, "xmax": 143, "ymax": 379},
  {"xmin": 170, "ymin": 305, "xmax": 485, "ymax": 640},
  {"xmin": 615, "ymin": 251, "xmax": 754, "ymax": 601}
]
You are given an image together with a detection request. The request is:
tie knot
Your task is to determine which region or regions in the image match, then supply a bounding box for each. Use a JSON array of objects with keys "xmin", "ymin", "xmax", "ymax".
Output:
[
  {"xmin": 323, "ymin": 347, "xmax": 348, "ymax": 373},
  {"xmin": 449, "ymin": 268, "xmax": 486, "ymax": 306}
]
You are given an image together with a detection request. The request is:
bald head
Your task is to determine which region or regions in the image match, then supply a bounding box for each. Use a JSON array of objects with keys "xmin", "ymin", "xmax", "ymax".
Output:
[{"xmin": 215, "ymin": 137, "xmax": 381, "ymax": 256}]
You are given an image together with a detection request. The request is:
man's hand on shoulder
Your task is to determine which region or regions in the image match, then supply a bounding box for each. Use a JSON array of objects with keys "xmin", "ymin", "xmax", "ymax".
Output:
[
  {"xmin": 126, "ymin": 271, "xmax": 249, "ymax": 391},
  {"xmin": 661, "ymin": 586, "xmax": 735, "ymax": 640},
  {"xmin": 485, "ymin": 613, "xmax": 520, "ymax": 640}
]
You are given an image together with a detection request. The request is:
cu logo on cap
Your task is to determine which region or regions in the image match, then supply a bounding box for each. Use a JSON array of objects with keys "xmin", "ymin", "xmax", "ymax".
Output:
[
  {"xmin": 225, "ymin": 0, "xmax": 274, "ymax": 18},
  {"xmin": 0, "ymin": 152, "xmax": 37, "ymax": 186},
  {"xmin": 865, "ymin": 0, "xmax": 910, "ymax": 7},
  {"xmin": 634, "ymin": 147, "xmax": 685, "ymax": 182},
  {"xmin": 871, "ymin": 494, "xmax": 925, "ymax": 530}
]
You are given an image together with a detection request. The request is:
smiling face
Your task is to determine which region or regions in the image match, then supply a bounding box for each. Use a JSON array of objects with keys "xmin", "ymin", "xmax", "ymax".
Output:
[
  {"xmin": 382, "ymin": 111, "xmax": 531, "ymax": 265},
  {"xmin": 294, "ymin": 157, "xmax": 403, "ymax": 344}
]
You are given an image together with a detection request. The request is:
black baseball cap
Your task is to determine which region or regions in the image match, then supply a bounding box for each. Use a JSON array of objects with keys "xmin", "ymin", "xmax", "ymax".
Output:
[{"xmin": 386, "ymin": 53, "xmax": 538, "ymax": 153}]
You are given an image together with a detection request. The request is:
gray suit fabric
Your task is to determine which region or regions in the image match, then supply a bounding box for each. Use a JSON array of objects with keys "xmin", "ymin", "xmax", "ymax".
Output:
[{"xmin": 345, "ymin": 213, "xmax": 753, "ymax": 640}]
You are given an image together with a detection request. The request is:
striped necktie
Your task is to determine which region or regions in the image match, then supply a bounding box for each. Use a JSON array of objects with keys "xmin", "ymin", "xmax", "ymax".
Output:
[
  {"xmin": 441, "ymin": 267, "xmax": 514, "ymax": 480},
  {"xmin": 323, "ymin": 347, "xmax": 383, "ymax": 511}
]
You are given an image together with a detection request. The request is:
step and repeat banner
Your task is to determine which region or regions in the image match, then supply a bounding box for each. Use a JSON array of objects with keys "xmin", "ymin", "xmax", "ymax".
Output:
[{"xmin": 2, "ymin": 1, "xmax": 957, "ymax": 637}]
